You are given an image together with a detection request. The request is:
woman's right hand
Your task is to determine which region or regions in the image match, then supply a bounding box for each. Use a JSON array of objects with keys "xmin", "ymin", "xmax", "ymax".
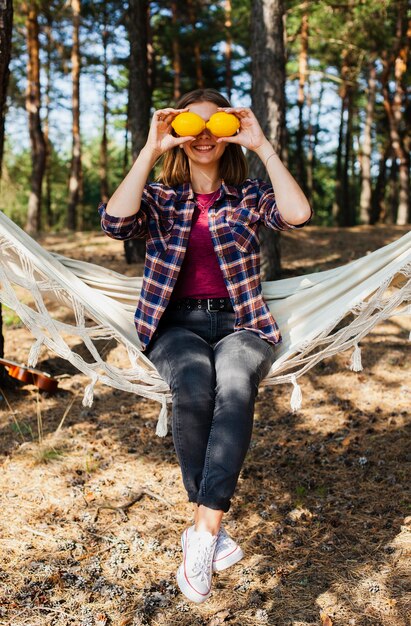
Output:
[{"xmin": 144, "ymin": 108, "xmax": 195, "ymax": 158}]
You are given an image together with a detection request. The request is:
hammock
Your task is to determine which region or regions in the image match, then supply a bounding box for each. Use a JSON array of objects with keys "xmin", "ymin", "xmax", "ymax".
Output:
[{"xmin": 0, "ymin": 209, "xmax": 410, "ymax": 436}]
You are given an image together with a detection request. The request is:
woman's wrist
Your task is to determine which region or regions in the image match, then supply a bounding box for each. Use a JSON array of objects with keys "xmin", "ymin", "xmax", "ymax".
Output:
[
  {"xmin": 140, "ymin": 145, "xmax": 162, "ymax": 167},
  {"xmin": 253, "ymin": 139, "xmax": 278, "ymax": 166}
]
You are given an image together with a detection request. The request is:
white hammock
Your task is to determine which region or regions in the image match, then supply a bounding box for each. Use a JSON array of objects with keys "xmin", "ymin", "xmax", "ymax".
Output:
[{"xmin": 0, "ymin": 209, "xmax": 410, "ymax": 436}]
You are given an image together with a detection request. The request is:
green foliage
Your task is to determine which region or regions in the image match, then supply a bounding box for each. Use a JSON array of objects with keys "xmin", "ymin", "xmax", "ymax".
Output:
[
  {"xmin": 2, "ymin": 0, "xmax": 409, "ymax": 230},
  {"xmin": 1, "ymin": 305, "xmax": 23, "ymax": 329},
  {"xmin": 0, "ymin": 143, "xmax": 32, "ymax": 226}
]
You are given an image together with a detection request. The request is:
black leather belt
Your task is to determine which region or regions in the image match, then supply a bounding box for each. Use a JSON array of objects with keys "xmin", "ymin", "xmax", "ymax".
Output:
[{"xmin": 168, "ymin": 297, "xmax": 234, "ymax": 312}]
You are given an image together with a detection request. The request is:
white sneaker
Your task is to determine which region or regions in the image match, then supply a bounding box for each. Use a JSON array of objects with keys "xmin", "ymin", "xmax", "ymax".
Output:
[
  {"xmin": 177, "ymin": 528, "xmax": 217, "ymax": 603},
  {"xmin": 182, "ymin": 525, "xmax": 244, "ymax": 573}
]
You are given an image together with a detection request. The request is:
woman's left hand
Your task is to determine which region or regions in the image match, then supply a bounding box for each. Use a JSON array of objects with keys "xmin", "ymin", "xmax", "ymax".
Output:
[{"xmin": 215, "ymin": 107, "xmax": 267, "ymax": 152}]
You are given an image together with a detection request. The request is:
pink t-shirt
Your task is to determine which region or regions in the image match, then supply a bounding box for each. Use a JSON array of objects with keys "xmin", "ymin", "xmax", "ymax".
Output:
[{"xmin": 171, "ymin": 192, "xmax": 230, "ymax": 300}]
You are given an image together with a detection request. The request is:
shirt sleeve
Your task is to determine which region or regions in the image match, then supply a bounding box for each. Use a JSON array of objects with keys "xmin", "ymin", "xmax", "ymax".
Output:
[
  {"xmin": 254, "ymin": 178, "xmax": 313, "ymax": 231},
  {"xmin": 98, "ymin": 184, "xmax": 157, "ymax": 240}
]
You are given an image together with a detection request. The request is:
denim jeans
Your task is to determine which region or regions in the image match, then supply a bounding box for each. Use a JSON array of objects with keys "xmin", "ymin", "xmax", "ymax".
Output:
[{"xmin": 145, "ymin": 308, "xmax": 278, "ymax": 512}]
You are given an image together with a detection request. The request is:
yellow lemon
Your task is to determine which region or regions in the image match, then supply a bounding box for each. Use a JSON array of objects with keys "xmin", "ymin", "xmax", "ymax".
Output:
[
  {"xmin": 171, "ymin": 112, "xmax": 205, "ymax": 136},
  {"xmin": 206, "ymin": 112, "xmax": 240, "ymax": 137}
]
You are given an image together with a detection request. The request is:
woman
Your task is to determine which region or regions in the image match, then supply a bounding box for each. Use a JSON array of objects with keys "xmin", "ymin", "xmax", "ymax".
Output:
[{"xmin": 99, "ymin": 88, "xmax": 312, "ymax": 604}]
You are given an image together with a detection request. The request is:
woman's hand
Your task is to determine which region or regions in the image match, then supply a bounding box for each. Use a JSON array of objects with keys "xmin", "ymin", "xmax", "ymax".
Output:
[
  {"xmin": 144, "ymin": 108, "xmax": 195, "ymax": 159},
  {"xmin": 215, "ymin": 107, "xmax": 268, "ymax": 152}
]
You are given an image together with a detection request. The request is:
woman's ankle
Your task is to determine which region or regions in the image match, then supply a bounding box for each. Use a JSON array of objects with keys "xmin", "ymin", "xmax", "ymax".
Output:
[{"xmin": 194, "ymin": 504, "xmax": 224, "ymax": 536}]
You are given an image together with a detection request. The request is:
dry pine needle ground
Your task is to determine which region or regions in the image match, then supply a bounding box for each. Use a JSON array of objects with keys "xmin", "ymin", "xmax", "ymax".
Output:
[{"xmin": 0, "ymin": 226, "xmax": 409, "ymax": 626}]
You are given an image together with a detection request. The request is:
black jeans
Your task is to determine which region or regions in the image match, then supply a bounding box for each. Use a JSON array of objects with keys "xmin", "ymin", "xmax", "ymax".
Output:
[{"xmin": 145, "ymin": 308, "xmax": 277, "ymax": 512}]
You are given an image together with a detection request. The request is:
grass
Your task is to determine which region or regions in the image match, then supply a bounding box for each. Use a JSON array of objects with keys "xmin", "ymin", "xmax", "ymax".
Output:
[
  {"xmin": 32, "ymin": 445, "xmax": 65, "ymax": 465},
  {"xmin": 2, "ymin": 305, "xmax": 23, "ymax": 328},
  {"xmin": 11, "ymin": 420, "xmax": 34, "ymax": 439}
]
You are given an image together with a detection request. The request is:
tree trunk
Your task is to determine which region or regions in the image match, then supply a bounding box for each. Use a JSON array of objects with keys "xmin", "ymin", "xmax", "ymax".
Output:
[
  {"xmin": 387, "ymin": 156, "xmax": 398, "ymax": 223},
  {"xmin": 249, "ymin": 0, "xmax": 286, "ymax": 280},
  {"xmin": 147, "ymin": 2, "xmax": 155, "ymax": 93},
  {"xmin": 381, "ymin": 3, "xmax": 409, "ymax": 225},
  {"xmin": 171, "ymin": 1, "xmax": 181, "ymax": 102},
  {"xmin": 25, "ymin": 1, "xmax": 46, "ymax": 235},
  {"xmin": 306, "ymin": 78, "xmax": 323, "ymax": 204},
  {"xmin": 296, "ymin": 1, "xmax": 308, "ymax": 195},
  {"xmin": 370, "ymin": 142, "xmax": 390, "ymax": 224},
  {"xmin": 67, "ymin": 0, "xmax": 82, "ymax": 230},
  {"xmin": 224, "ymin": 0, "xmax": 232, "ymax": 100},
  {"xmin": 0, "ymin": 0, "xmax": 13, "ymax": 176},
  {"xmin": 125, "ymin": 0, "xmax": 152, "ymax": 262},
  {"xmin": 0, "ymin": 0, "xmax": 13, "ymax": 379},
  {"xmin": 44, "ymin": 9, "xmax": 53, "ymax": 228},
  {"xmin": 99, "ymin": 3, "xmax": 109, "ymax": 205},
  {"xmin": 359, "ymin": 62, "xmax": 376, "ymax": 224},
  {"xmin": 342, "ymin": 89, "xmax": 355, "ymax": 225},
  {"xmin": 187, "ymin": 0, "xmax": 204, "ymax": 88},
  {"xmin": 123, "ymin": 98, "xmax": 130, "ymax": 178},
  {"xmin": 332, "ymin": 50, "xmax": 351, "ymax": 226}
]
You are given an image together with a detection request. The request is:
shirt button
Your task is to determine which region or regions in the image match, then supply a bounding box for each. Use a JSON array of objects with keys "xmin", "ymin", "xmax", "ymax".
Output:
[{"xmin": 218, "ymin": 252, "xmax": 223, "ymax": 258}]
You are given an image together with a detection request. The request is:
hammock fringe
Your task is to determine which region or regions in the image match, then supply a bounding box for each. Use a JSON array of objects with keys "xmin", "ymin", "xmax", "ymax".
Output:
[
  {"xmin": 156, "ymin": 399, "xmax": 169, "ymax": 437},
  {"xmin": 349, "ymin": 343, "xmax": 363, "ymax": 372},
  {"xmin": 290, "ymin": 375, "xmax": 303, "ymax": 412},
  {"xmin": 83, "ymin": 375, "xmax": 98, "ymax": 408}
]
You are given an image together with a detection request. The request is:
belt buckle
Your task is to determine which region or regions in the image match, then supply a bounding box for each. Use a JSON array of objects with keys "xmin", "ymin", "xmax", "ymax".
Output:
[{"xmin": 207, "ymin": 298, "xmax": 220, "ymax": 312}]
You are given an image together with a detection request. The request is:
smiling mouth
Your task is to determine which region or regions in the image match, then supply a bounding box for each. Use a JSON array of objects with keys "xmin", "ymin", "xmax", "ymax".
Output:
[{"xmin": 193, "ymin": 145, "xmax": 215, "ymax": 152}]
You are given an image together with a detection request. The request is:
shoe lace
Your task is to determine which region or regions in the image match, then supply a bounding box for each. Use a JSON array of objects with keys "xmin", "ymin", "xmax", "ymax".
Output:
[{"xmin": 191, "ymin": 537, "xmax": 216, "ymax": 578}]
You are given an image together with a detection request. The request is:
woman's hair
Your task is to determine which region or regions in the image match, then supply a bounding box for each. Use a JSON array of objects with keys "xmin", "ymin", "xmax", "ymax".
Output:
[{"xmin": 156, "ymin": 88, "xmax": 248, "ymax": 187}]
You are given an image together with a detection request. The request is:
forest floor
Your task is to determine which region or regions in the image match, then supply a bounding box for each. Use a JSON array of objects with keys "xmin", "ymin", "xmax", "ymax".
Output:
[{"xmin": 0, "ymin": 225, "xmax": 410, "ymax": 626}]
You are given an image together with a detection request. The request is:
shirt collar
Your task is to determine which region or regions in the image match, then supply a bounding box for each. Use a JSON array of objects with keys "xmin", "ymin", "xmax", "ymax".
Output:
[{"xmin": 176, "ymin": 179, "xmax": 240, "ymax": 202}]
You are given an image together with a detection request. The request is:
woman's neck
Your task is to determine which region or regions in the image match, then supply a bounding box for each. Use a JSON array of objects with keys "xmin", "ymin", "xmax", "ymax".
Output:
[{"xmin": 190, "ymin": 163, "xmax": 221, "ymax": 194}]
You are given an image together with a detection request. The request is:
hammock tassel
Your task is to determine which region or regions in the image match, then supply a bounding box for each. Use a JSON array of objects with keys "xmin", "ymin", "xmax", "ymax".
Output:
[
  {"xmin": 350, "ymin": 343, "xmax": 363, "ymax": 372},
  {"xmin": 290, "ymin": 375, "xmax": 302, "ymax": 412},
  {"xmin": 82, "ymin": 375, "xmax": 98, "ymax": 407},
  {"xmin": 156, "ymin": 399, "xmax": 169, "ymax": 437},
  {"xmin": 28, "ymin": 338, "xmax": 43, "ymax": 368}
]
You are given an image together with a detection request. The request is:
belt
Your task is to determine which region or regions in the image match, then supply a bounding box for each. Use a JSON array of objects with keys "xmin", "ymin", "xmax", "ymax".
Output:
[{"xmin": 168, "ymin": 297, "xmax": 234, "ymax": 312}]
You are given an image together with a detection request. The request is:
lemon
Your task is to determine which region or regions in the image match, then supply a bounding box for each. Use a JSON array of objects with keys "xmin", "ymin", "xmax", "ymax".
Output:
[
  {"xmin": 206, "ymin": 112, "xmax": 240, "ymax": 137},
  {"xmin": 171, "ymin": 112, "xmax": 206, "ymax": 136}
]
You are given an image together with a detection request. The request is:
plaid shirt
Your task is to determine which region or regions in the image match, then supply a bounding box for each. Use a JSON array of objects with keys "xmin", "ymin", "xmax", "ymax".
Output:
[{"xmin": 99, "ymin": 178, "xmax": 312, "ymax": 351}]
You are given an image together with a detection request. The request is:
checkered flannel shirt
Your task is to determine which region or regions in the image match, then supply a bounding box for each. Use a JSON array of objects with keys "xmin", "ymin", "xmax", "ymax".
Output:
[{"xmin": 99, "ymin": 178, "xmax": 312, "ymax": 351}]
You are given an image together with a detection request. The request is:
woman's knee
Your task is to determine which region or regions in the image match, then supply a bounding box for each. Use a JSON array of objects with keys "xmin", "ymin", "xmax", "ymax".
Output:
[
  {"xmin": 172, "ymin": 356, "xmax": 216, "ymax": 402},
  {"xmin": 214, "ymin": 330, "xmax": 276, "ymax": 386}
]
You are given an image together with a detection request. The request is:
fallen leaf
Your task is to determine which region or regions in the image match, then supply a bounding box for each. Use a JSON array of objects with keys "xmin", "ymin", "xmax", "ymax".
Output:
[
  {"xmin": 208, "ymin": 609, "xmax": 231, "ymax": 625},
  {"xmin": 95, "ymin": 614, "xmax": 108, "ymax": 626},
  {"xmin": 320, "ymin": 613, "xmax": 333, "ymax": 626}
]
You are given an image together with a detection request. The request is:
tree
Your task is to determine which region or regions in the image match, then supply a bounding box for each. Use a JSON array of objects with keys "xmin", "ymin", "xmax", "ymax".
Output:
[
  {"xmin": 381, "ymin": 0, "xmax": 410, "ymax": 225},
  {"xmin": 99, "ymin": 0, "xmax": 109, "ymax": 204},
  {"xmin": 0, "ymin": 0, "xmax": 13, "ymax": 372},
  {"xmin": 249, "ymin": 0, "xmax": 286, "ymax": 280},
  {"xmin": 295, "ymin": 0, "xmax": 309, "ymax": 197},
  {"xmin": 0, "ymin": 0, "xmax": 13, "ymax": 173},
  {"xmin": 24, "ymin": 0, "xmax": 46, "ymax": 235},
  {"xmin": 187, "ymin": 0, "xmax": 204, "ymax": 89},
  {"xmin": 124, "ymin": 0, "xmax": 151, "ymax": 263},
  {"xmin": 67, "ymin": 0, "xmax": 82, "ymax": 230},
  {"xmin": 358, "ymin": 62, "xmax": 376, "ymax": 224}
]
